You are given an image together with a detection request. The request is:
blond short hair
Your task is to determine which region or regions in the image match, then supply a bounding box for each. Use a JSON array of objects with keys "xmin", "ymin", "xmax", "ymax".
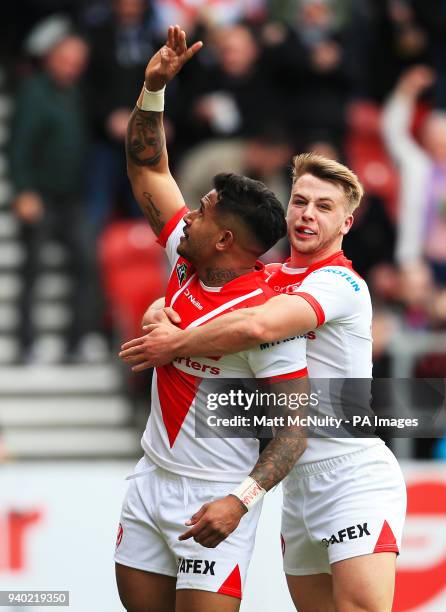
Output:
[{"xmin": 292, "ymin": 153, "xmax": 364, "ymax": 214}]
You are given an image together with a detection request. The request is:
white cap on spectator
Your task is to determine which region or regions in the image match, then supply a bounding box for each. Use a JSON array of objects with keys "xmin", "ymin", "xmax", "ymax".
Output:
[{"xmin": 24, "ymin": 15, "xmax": 73, "ymax": 57}]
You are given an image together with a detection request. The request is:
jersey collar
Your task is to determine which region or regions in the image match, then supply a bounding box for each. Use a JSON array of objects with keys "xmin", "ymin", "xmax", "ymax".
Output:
[{"xmin": 284, "ymin": 251, "xmax": 352, "ymax": 278}]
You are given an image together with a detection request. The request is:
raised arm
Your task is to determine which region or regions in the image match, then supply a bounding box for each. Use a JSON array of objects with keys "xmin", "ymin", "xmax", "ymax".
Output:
[
  {"xmin": 382, "ymin": 65, "xmax": 434, "ymax": 164},
  {"xmin": 381, "ymin": 66, "xmax": 434, "ymax": 265},
  {"xmin": 126, "ymin": 26, "xmax": 202, "ymax": 235},
  {"xmin": 119, "ymin": 293, "xmax": 318, "ymax": 369}
]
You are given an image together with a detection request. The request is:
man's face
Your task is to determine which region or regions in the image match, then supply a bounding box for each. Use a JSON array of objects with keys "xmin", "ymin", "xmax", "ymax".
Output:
[
  {"xmin": 286, "ymin": 173, "xmax": 353, "ymax": 255},
  {"xmin": 216, "ymin": 26, "xmax": 258, "ymax": 77},
  {"xmin": 46, "ymin": 37, "xmax": 89, "ymax": 87},
  {"xmin": 114, "ymin": 0, "xmax": 145, "ymax": 25},
  {"xmin": 177, "ymin": 190, "xmax": 223, "ymax": 264}
]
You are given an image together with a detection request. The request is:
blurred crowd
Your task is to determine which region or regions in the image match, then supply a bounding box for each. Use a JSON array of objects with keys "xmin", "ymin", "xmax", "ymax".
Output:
[{"xmin": 3, "ymin": 1, "xmax": 446, "ymax": 451}]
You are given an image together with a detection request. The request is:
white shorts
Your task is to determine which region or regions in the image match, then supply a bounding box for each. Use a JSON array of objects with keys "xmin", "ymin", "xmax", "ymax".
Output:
[
  {"xmin": 282, "ymin": 444, "xmax": 407, "ymax": 576},
  {"xmin": 114, "ymin": 456, "xmax": 262, "ymax": 599}
]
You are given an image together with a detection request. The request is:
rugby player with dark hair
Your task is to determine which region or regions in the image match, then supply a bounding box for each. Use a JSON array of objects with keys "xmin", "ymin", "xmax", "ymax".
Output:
[{"xmin": 115, "ymin": 26, "xmax": 309, "ymax": 612}]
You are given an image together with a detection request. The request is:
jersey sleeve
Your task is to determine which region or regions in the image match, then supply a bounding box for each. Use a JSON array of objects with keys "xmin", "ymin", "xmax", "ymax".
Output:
[
  {"xmin": 157, "ymin": 206, "xmax": 188, "ymax": 270},
  {"xmin": 295, "ymin": 267, "xmax": 365, "ymax": 325},
  {"xmin": 245, "ymin": 336, "xmax": 307, "ymax": 381}
]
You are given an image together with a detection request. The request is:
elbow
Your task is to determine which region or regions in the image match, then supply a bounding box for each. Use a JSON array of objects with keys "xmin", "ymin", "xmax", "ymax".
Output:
[{"xmin": 249, "ymin": 317, "xmax": 281, "ymax": 345}]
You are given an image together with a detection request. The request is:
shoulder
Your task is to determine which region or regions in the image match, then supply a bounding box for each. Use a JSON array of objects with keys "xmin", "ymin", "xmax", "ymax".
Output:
[
  {"xmin": 303, "ymin": 265, "xmax": 368, "ymax": 294},
  {"xmin": 298, "ymin": 265, "xmax": 371, "ymax": 322},
  {"xmin": 250, "ymin": 272, "xmax": 280, "ymax": 303},
  {"xmin": 157, "ymin": 206, "xmax": 188, "ymax": 248}
]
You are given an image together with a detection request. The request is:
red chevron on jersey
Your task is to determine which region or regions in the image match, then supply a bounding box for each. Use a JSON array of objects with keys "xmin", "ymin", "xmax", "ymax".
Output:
[
  {"xmin": 141, "ymin": 212, "xmax": 308, "ymax": 480},
  {"xmin": 156, "ymin": 363, "xmax": 199, "ymax": 447}
]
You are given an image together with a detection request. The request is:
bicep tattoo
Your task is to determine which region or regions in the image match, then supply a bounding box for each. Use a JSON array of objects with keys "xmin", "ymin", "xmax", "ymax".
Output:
[{"xmin": 142, "ymin": 192, "xmax": 165, "ymax": 234}]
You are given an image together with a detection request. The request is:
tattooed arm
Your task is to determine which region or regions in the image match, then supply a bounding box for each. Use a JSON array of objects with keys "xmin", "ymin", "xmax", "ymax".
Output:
[
  {"xmin": 249, "ymin": 381, "xmax": 307, "ymax": 492},
  {"xmin": 126, "ymin": 26, "xmax": 202, "ymax": 235},
  {"xmin": 178, "ymin": 377, "xmax": 308, "ymax": 548}
]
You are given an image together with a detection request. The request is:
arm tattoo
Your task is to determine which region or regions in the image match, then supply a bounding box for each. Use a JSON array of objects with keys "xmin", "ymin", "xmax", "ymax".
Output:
[
  {"xmin": 141, "ymin": 192, "xmax": 165, "ymax": 234},
  {"xmin": 250, "ymin": 432, "xmax": 306, "ymax": 491},
  {"xmin": 126, "ymin": 108, "xmax": 164, "ymax": 167},
  {"xmin": 250, "ymin": 379, "xmax": 309, "ymax": 490}
]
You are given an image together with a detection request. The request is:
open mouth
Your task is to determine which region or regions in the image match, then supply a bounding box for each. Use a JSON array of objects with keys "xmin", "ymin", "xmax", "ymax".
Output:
[{"xmin": 296, "ymin": 226, "xmax": 317, "ymax": 237}]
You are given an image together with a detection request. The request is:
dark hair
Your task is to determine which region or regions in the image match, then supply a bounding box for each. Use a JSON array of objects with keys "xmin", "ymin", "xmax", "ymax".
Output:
[{"xmin": 212, "ymin": 173, "xmax": 286, "ymax": 253}]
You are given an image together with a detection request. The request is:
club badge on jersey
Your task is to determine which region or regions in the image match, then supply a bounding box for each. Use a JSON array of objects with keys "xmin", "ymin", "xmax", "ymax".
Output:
[{"xmin": 176, "ymin": 262, "xmax": 188, "ymax": 286}]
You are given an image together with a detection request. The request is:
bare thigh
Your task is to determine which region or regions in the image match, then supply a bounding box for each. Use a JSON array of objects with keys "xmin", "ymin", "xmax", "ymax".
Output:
[
  {"xmin": 331, "ymin": 553, "xmax": 397, "ymax": 612},
  {"xmin": 286, "ymin": 573, "xmax": 335, "ymax": 612},
  {"xmin": 175, "ymin": 589, "xmax": 241, "ymax": 612},
  {"xmin": 286, "ymin": 553, "xmax": 396, "ymax": 612},
  {"xmin": 115, "ymin": 562, "xmax": 176, "ymax": 612}
]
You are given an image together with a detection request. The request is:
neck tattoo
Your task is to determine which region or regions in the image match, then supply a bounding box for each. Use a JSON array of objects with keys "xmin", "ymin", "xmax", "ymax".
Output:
[{"xmin": 204, "ymin": 268, "xmax": 239, "ymax": 286}]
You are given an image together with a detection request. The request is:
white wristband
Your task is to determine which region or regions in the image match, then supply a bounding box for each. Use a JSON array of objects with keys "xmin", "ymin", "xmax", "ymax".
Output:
[
  {"xmin": 231, "ymin": 477, "xmax": 266, "ymax": 511},
  {"xmin": 137, "ymin": 85, "xmax": 165, "ymax": 112}
]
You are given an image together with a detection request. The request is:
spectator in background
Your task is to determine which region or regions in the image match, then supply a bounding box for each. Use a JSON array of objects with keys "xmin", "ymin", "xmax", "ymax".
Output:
[
  {"xmin": 382, "ymin": 65, "xmax": 446, "ymax": 329},
  {"xmin": 177, "ymin": 127, "xmax": 292, "ymax": 209},
  {"xmin": 83, "ymin": 0, "xmax": 159, "ymax": 235},
  {"xmin": 343, "ymin": 194, "xmax": 396, "ymax": 290},
  {"xmin": 412, "ymin": 0, "xmax": 446, "ymax": 109},
  {"xmin": 10, "ymin": 18, "xmax": 94, "ymax": 362},
  {"xmin": 383, "ymin": 66, "xmax": 446, "ymax": 282},
  {"xmin": 262, "ymin": 0, "xmax": 366, "ymax": 146},
  {"xmin": 153, "ymin": 0, "xmax": 267, "ymax": 35},
  {"xmin": 173, "ymin": 22, "xmax": 280, "ymax": 153},
  {"xmin": 367, "ymin": 0, "xmax": 429, "ymax": 102}
]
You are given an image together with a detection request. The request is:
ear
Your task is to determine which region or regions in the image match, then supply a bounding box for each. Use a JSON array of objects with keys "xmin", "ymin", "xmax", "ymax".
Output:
[
  {"xmin": 215, "ymin": 229, "xmax": 234, "ymax": 251},
  {"xmin": 340, "ymin": 214, "xmax": 354, "ymax": 236}
]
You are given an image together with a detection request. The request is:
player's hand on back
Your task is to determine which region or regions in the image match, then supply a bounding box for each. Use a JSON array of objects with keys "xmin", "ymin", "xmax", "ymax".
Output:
[
  {"xmin": 145, "ymin": 25, "xmax": 203, "ymax": 91},
  {"xmin": 178, "ymin": 496, "xmax": 247, "ymax": 548}
]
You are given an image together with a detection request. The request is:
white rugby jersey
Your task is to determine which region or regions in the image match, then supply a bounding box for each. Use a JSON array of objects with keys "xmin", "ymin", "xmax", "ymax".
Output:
[
  {"xmin": 141, "ymin": 208, "xmax": 308, "ymax": 481},
  {"xmin": 266, "ymin": 251, "xmax": 384, "ymax": 463}
]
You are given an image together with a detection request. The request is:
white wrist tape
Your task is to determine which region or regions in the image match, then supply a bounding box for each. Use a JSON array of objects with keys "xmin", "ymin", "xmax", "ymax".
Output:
[
  {"xmin": 137, "ymin": 85, "xmax": 165, "ymax": 112},
  {"xmin": 231, "ymin": 477, "xmax": 266, "ymax": 511}
]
